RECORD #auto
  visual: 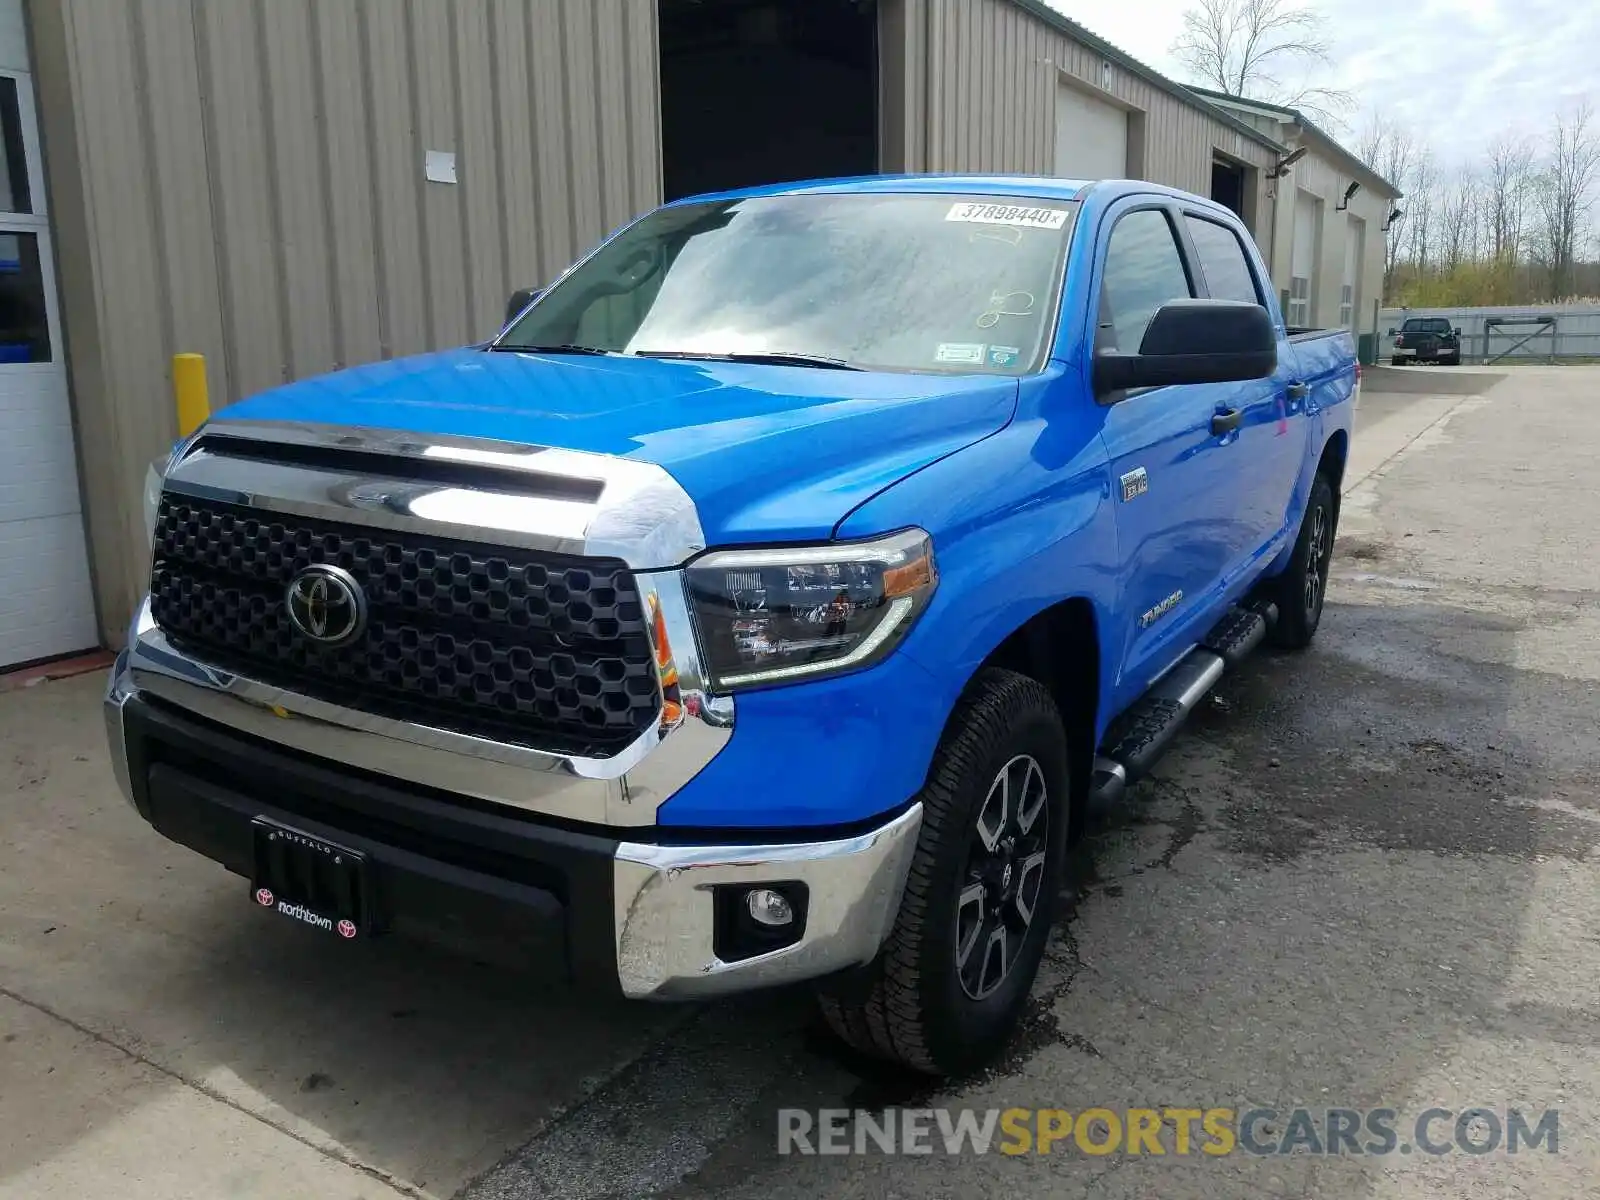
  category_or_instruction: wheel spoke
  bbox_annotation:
[976,770,1008,853]
[1014,757,1047,836]
[955,882,986,973]
[979,925,1009,996]
[1013,850,1047,926]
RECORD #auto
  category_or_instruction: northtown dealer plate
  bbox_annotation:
[250,818,370,940]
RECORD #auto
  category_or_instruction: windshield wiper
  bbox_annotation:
[489,342,614,356]
[633,349,864,371]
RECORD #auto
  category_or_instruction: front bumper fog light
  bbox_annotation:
[746,888,794,927]
[713,882,810,962]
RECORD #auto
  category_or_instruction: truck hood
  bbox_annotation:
[219,348,1018,545]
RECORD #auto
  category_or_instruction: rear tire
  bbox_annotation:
[815,668,1070,1076]
[1390,355,1405,366]
[1268,472,1337,649]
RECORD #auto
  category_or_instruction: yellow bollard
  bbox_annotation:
[172,353,209,436]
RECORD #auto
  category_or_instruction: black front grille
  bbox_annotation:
[148,495,660,755]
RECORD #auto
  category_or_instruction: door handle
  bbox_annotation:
[1286,381,1310,400]
[1210,408,1242,435]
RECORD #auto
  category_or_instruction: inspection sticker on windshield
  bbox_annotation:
[945,202,1068,230]
[936,342,988,365]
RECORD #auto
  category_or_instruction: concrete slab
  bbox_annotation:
[0,673,680,1197]
[0,994,408,1199]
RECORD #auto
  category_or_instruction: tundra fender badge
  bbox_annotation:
[1139,590,1183,629]
[1120,467,1149,502]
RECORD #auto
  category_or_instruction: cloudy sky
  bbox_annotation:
[1046,0,1598,169]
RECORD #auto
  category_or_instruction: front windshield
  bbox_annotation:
[498,192,1078,375]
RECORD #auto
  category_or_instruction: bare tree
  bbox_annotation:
[1405,151,1438,272]
[1483,134,1535,262]
[1357,115,1413,289]
[1528,102,1600,300]
[1439,169,1477,270]
[1172,0,1353,127]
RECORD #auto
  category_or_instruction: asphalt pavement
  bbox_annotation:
[4,364,1597,1199]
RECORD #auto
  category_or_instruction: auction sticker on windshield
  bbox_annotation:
[945,202,1069,229]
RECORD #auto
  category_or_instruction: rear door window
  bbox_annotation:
[1183,215,1262,306]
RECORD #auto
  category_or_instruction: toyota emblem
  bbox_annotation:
[336,920,358,939]
[255,887,275,907]
[285,564,367,646]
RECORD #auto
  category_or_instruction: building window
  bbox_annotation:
[0,232,50,362]
[1338,284,1353,328]
[1288,276,1311,327]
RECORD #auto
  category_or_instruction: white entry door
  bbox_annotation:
[0,64,96,667]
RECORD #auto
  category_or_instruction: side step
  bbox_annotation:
[1085,604,1275,816]
[1202,601,1275,667]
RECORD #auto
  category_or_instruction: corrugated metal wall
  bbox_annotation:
[888,0,1277,200]
[31,0,662,645]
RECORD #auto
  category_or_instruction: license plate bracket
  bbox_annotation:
[250,818,371,939]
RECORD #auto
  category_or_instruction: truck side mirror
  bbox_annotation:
[1387,327,1396,336]
[505,287,542,327]
[1092,300,1277,395]
[1453,327,1462,337]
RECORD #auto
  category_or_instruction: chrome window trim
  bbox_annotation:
[165,419,708,570]
[119,567,733,827]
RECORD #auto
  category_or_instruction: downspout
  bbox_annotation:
[921,0,934,171]
[1268,180,1279,287]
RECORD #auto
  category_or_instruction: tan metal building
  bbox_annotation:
[7,0,1289,665]
[1192,88,1402,342]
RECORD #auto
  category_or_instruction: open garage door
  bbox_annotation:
[659,0,878,201]
[1054,82,1128,180]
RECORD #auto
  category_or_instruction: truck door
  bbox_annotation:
[1093,202,1241,702]
[1177,212,1304,573]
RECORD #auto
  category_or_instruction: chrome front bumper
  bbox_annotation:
[105,637,921,999]
[612,805,921,998]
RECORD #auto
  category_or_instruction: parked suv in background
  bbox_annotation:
[1390,316,1462,365]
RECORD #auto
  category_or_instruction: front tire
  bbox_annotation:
[1268,472,1337,649]
[815,668,1070,1075]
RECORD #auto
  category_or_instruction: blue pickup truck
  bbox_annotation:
[106,175,1355,1075]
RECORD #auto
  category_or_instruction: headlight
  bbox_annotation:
[685,528,937,691]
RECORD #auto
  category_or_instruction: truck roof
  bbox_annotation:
[670,173,1094,206]
[669,173,1238,214]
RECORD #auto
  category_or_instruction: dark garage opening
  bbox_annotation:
[1211,156,1245,219]
[659,0,878,201]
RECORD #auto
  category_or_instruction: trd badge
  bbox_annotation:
[1120,467,1149,503]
